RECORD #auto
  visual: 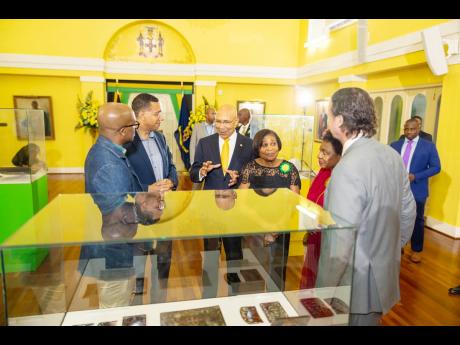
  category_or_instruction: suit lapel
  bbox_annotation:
[152,132,167,178]
[210,134,221,165]
[228,133,244,170]
[409,138,423,171]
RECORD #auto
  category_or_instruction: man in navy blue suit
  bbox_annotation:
[125,93,178,301]
[391,118,441,263]
[190,104,253,261]
[126,93,178,192]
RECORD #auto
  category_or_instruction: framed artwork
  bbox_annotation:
[13,96,55,140]
[315,99,329,142]
[237,100,266,115]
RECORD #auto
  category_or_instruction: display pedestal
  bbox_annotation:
[0,172,49,272]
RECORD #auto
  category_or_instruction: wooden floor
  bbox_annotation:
[7,173,460,325]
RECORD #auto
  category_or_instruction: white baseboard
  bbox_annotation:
[426,216,460,239]
[48,167,84,174]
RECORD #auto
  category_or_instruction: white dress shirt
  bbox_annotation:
[199,130,238,181]
[218,130,237,163]
[400,135,419,172]
[342,131,364,156]
[238,123,249,136]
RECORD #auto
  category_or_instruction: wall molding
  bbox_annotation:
[338,74,367,83]
[426,216,460,239]
[48,167,84,174]
[80,76,105,82]
[104,61,196,76]
[1,20,459,81]
[195,64,297,79]
[447,53,460,65]
[194,80,217,86]
[298,51,357,79]
[299,19,460,79]
[0,53,104,71]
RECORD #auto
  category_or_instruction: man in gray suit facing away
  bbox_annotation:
[320,87,416,326]
[189,107,216,165]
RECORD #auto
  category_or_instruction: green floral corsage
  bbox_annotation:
[279,161,291,174]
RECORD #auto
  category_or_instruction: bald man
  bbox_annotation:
[84,103,170,305]
[190,104,253,262]
[85,103,144,196]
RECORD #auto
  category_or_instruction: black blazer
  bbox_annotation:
[125,131,178,191]
[190,133,253,189]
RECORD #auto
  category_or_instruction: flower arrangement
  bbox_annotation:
[181,96,217,145]
[75,91,99,134]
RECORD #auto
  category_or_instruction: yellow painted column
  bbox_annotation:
[79,77,106,149]
[194,80,217,109]
[426,64,460,235]
[79,77,105,104]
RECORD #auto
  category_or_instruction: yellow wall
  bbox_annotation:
[427,64,460,227]
[368,19,450,45]
[0,19,301,67]
[366,65,443,90]
[0,74,92,168]
[215,83,296,114]
[301,22,357,66]
[298,19,451,67]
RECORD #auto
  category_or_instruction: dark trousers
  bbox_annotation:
[204,237,243,261]
[268,233,290,291]
[411,200,426,252]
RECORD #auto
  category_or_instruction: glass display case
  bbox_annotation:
[0,108,48,273]
[251,114,314,178]
[0,189,356,326]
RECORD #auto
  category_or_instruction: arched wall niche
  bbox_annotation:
[104,20,196,64]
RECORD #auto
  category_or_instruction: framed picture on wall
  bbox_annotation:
[237,100,266,116]
[314,99,329,142]
[13,96,55,140]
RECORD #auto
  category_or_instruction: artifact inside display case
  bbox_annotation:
[260,302,289,323]
[0,188,356,326]
[160,306,226,326]
[240,306,263,324]
[300,298,334,318]
[324,297,349,315]
[0,108,48,278]
[270,315,311,326]
[122,314,147,326]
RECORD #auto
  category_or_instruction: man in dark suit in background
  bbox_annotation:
[125,93,178,301]
[399,115,433,142]
[190,104,253,261]
[391,118,440,263]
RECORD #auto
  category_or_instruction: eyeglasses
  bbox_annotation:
[118,121,140,131]
[215,120,234,126]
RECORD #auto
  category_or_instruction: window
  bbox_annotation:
[411,94,427,121]
[373,97,383,140]
[388,95,403,144]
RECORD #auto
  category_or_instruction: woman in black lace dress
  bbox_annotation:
[239,129,301,193]
[239,129,301,289]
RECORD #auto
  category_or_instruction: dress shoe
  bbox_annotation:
[410,252,421,263]
[448,285,460,296]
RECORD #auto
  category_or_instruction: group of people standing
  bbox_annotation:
[84,87,442,325]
